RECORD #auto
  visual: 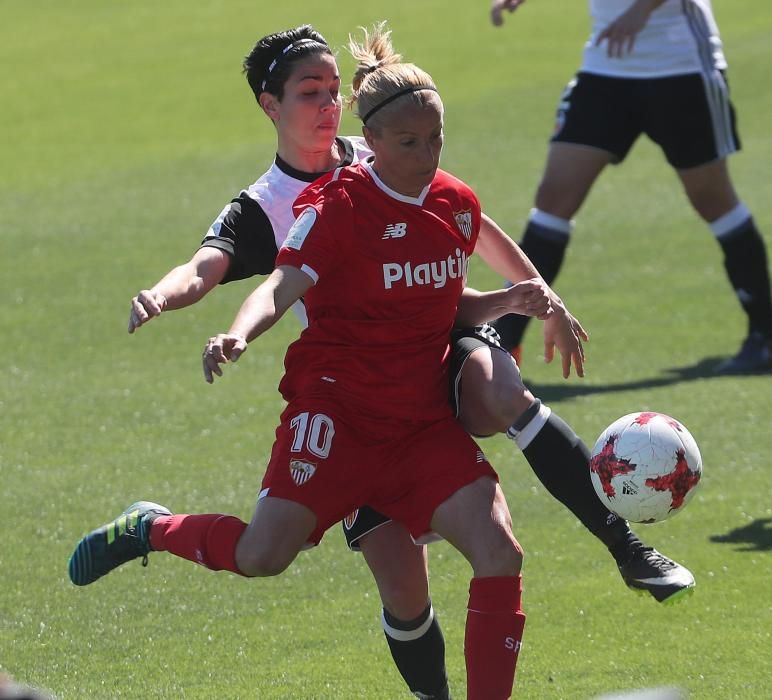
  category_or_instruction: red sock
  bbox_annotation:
[149,514,247,574]
[464,575,526,700]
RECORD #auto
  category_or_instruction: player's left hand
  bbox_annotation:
[507,278,553,319]
[202,333,248,383]
[490,0,527,27]
[543,300,589,378]
[596,0,656,58]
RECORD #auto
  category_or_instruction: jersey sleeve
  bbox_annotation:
[200,193,279,284]
[277,184,352,284]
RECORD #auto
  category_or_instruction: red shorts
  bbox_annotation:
[260,398,498,544]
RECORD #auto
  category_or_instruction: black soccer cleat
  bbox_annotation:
[68,501,171,586]
[617,544,695,604]
[714,332,772,374]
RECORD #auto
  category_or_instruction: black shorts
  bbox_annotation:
[342,324,504,550]
[552,71,740,169]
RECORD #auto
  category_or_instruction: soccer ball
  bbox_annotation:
[589,412,702,523]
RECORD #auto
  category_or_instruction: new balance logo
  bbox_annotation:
[382,222,407,239]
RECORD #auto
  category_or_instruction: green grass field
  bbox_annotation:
[2,1,770,698]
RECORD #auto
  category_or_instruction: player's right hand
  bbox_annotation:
[202,333,249,384]
[596,0,655,58]
[128,290,167,333]
[490,0,526,27]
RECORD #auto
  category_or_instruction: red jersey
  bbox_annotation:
[275,161,481,422]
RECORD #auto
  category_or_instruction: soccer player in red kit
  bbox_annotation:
[67,25,555,699]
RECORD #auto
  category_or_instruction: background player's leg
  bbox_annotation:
[359,523,451,700]
[493,143,609,353]
[677,158,772,372]
[431,477,524,700]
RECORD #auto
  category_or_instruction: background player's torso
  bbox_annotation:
[583,0,726,78]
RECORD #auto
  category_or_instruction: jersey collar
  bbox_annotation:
[274,137,356,183]
[362,157,430,206]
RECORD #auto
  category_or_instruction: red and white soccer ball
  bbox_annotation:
[589,412,702,523]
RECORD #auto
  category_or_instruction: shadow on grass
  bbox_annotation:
[527,356,728,403]
[710,518,772,552]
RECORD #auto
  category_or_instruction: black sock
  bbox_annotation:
[492,217,571,351]
[509,404,636,558]
[716,215,772,338]
[382,604,451,700]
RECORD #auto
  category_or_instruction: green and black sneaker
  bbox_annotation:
[68,501,171,586]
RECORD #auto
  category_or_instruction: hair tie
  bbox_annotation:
[361,85,437,124]
[366,63,380,75]
[261,38,320,92]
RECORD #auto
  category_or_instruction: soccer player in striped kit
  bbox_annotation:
[491,0,772,373]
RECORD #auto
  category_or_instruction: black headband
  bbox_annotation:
[361,85,438,124]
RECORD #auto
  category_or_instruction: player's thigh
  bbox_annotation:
[645,72,740,222]
[236,496,317,576]
[358,520,430,619]
[457,345,534,436]
[430,477,522,578]
[676,158,739,222]
[260,400,374,544]
[538,73,638,216]
[373,418,498,542]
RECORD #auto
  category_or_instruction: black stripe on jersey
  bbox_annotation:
[274,137,356,182]
[201,195,279,283]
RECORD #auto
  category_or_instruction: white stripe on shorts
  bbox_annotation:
[682,0,737,161]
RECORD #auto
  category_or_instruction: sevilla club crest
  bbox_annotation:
[289,459,317,486]
[453,210,473,240]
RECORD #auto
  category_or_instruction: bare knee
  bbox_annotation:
[235,542,294,577]
[686,186,739,222]
[458,349,534,436]
[534,178,582,219]
[359,524,430,620]
[378,576,431,620]
[533,144,607,218]
[473,532,524,578]
[679,160,739,222]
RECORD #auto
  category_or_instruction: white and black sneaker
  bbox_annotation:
[617,544,695,604]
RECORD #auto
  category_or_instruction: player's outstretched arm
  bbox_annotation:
[490,0,527,27]
[596,0,667,57]
[202,265,313,383]
[128,247,231,333]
